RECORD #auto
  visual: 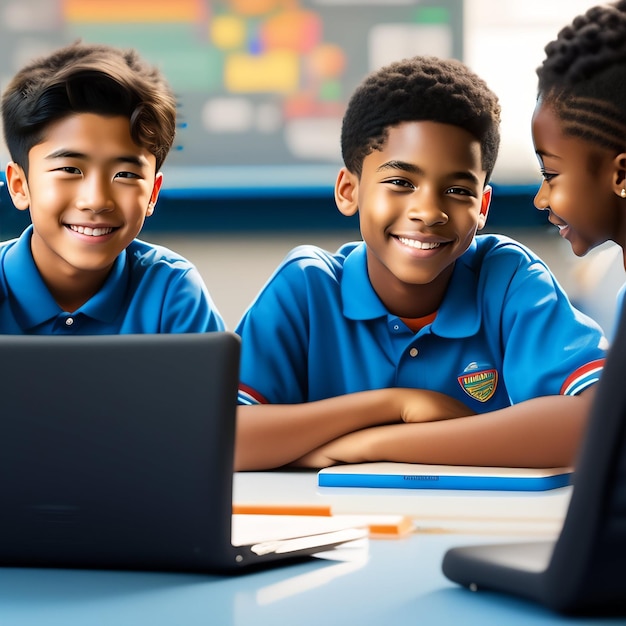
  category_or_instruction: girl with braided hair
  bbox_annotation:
[533,1,626,266]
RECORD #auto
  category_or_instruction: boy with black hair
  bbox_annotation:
[0,41,224,333]
[235,55,606,471]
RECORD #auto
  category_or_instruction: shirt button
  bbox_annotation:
[65,317,74,326]
[393,324,400,331]
[409,347,418,357]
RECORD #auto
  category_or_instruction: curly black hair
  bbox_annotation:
[2,41,177,174]
[340,55,501,182]
[536,0,626,153]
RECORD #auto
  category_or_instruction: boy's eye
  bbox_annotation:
[114,171,141,180]
[445,186,474,197]
[55,166,81,175]
[540,169,557,183]
[385,178,414,189]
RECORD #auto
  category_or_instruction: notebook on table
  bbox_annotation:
[442,305,626,616]
[0,332,365,574]
[318,462,572,491]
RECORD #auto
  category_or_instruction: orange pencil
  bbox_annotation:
[233,503,333,517]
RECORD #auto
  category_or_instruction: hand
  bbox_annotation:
[393,388,475,423]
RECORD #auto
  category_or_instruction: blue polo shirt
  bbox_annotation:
[236,235,606,412]
[0,226,225,334]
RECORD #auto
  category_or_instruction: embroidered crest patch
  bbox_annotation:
[458,362,498,402]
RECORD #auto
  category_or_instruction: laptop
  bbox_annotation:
[0,332,365,574]
[442,308,626,616]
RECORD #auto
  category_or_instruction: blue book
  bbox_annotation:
[318,462,573,492]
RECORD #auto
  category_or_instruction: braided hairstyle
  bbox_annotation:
[340,56,501,182]
[536,0,626,153]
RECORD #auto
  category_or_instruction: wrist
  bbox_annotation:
[357,388,400,427]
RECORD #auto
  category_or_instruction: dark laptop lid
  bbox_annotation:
[0,332,242,572]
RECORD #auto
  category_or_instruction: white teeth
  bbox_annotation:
[397,236,441,250]
[69,225,114,236]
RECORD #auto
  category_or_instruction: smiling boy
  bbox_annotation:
[234,56,607,471]
[0,41,224,333]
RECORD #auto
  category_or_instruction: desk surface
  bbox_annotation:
[1,471,623,625]
[4,533,624,626]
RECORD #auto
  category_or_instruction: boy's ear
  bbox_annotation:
[334,167,359,217]
[146,172,164,217]
[612,153,626,198]
[5,162,31,211]
[477,184,492,230]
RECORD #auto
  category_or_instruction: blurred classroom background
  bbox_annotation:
[0,0,623,333]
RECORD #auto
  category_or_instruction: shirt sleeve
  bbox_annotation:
[482,245,607,402]
[235,248,325,405]
[160,266,226,333]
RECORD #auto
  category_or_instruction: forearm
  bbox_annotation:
[234,389,405,471]
[296,391,595,469]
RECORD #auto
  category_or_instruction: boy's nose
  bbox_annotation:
[407,192,448,225]
[77,175,114,213]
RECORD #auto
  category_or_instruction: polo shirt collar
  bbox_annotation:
[341,239,481,337]
[432,239,481,338]
[342,243,388,320]
[4,225,129,329]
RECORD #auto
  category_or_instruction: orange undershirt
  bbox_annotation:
[400,311,437,333]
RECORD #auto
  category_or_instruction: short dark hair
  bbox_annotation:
[536,0,626,153]
[340,55,501,182]
[1,41,177,174]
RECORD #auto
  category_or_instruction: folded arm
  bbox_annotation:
[234,388,474,471]
[292,388,596,469]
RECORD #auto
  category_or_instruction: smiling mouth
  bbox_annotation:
[549,219,568,232]
[396,236,442,250]
[68,225,115,237]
